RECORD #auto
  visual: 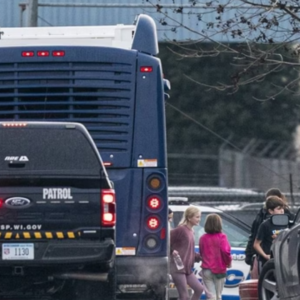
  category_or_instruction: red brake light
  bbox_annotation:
[147,196,161,210]
[52,51,65,57]
[140,66,153,72]
[101,189,116,227]
[37,51,50,57]
[147,216,160,230]
[160,227,166,239]
[22,51,34,57]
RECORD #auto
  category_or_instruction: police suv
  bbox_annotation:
[0,122,116,300]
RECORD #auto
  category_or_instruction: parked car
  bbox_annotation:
[258,212,300,300]
[169,199,251,300]
[214,202,265,226]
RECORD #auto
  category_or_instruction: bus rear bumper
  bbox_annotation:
[116,256,168,285]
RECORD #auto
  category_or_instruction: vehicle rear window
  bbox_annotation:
[0,127,102,176]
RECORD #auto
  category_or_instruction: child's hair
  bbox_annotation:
[204,213,222,234]
[178,206,200,226]
[265,188,288,206]
[265,196,284,210]
[265,188,283,199]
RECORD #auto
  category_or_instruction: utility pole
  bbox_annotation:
[28,0,38,27]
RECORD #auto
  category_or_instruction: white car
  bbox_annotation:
[169,201,250,300]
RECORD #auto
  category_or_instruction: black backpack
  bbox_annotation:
[244,208,267,266]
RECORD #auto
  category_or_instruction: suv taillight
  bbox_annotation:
[101,189,116,227]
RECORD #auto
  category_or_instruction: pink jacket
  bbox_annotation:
[199,232,232,274]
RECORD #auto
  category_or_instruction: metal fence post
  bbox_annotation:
[28,0,38,27]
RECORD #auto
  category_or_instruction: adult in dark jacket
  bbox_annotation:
[244,188,294,278]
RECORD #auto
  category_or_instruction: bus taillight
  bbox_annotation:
[21,50,65,57]
[140,66,153,72]
[52,50,65,57]
[147,196,161,210]
[22,51,34,57]
[146,216,160,230]
[144,236,158,249]
[148,176,162,190]
[37,51,50,57]
[101,189,116,227]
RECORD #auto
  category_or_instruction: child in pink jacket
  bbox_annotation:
[199,214,232,300]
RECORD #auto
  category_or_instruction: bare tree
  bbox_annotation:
[147,0,300,100]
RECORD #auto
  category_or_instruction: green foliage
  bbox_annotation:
[159,42,299,153]
[158,43,299,185]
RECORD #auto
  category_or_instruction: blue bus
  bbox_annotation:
[0,14,170,299]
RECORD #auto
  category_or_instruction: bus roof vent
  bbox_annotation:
[131,14,158,56]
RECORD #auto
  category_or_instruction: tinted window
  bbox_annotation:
[0,127,102,176]
[172,211,249,248]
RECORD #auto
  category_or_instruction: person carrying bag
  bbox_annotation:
[170,206,212,300]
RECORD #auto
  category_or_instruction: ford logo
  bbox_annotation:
[5,197,31,208]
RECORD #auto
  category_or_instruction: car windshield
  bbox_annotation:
[172,211,249,248]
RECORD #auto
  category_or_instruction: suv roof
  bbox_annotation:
[169,204,222,213]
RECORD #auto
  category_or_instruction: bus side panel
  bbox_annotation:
[132,53,167,168]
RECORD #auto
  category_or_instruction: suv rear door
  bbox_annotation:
[0,122,112,246]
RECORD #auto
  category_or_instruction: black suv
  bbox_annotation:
[0,122,116,300]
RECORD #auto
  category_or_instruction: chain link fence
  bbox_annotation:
[168,138,300,191]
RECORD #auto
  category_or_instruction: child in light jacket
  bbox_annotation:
[199,214,232,300]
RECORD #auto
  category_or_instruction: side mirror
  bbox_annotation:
[271,214,289,226]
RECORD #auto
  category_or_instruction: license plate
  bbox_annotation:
[2,243,34,260]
